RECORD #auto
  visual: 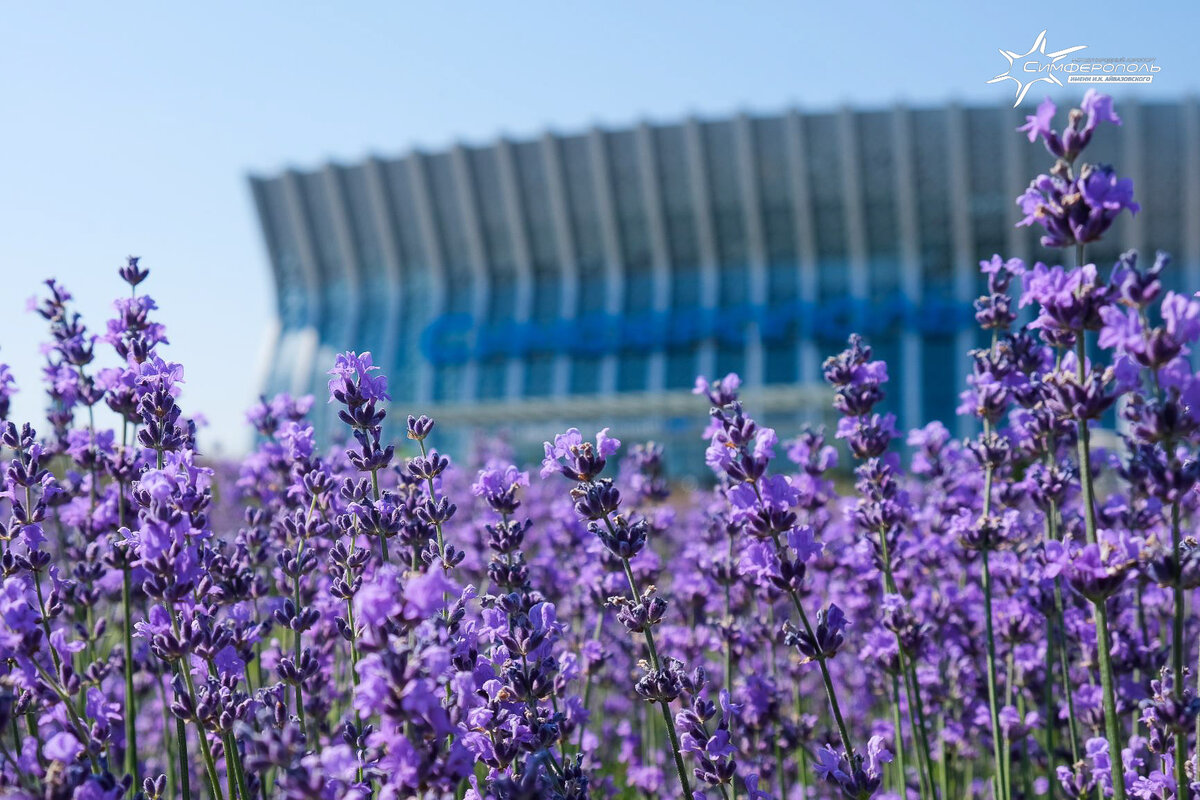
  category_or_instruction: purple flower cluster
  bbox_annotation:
[1016,92,1139,248]
[2,92,1200,800]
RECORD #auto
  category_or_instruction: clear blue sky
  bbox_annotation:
[1,1,1195,455]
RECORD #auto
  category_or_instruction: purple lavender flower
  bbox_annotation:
[540,427,620,481]
[327,350,390,404]
[813,735,891,799]
[1017,162,1138,250]
[1018,91,1122,162]
[1018,97,1057,145]
[693,373,742,406]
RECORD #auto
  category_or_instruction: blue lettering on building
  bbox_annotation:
[420,294,976,366]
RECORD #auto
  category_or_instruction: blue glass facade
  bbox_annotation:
[251,100,1200,468]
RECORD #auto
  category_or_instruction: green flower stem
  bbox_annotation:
[369,467,389,563]
[765,606,787,800]
[1042,615,1058,800]
[157,672,178,800]
[724,530,739,800]
[169,614,225,800]
[1143,317,1188,799]
[1040,396,1077,794]
[576,609,606,755]
[1073,323,1127,800]
[1044,456,1082,767]
[795,690,809,796]
[761,527,855,759]
[1092,601,1126,799]
[344,518,365,741]
[1004,650,1016,793]
[748,475,856,773]
[176,714,191,800]
[616,554,694,800]
[117,418,140,792]
[981,543,1007,800]
[725,530,736,695]
[1016,692,1033,800]
[977,332,1006,800]
[28,484,64,680]
[876,521,937,799]
[901,659,935,798]
[292,492,320,743]
[1051,573,1082,759]
[121,564,139,786]
[204,662,250,800]
[1170,498,1187,799]
[890,673,911,796]
[936,714,949,800]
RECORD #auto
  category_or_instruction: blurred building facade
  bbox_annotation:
[251,98,1200,468]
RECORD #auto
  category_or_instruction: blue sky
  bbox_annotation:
[1,1,1195,454]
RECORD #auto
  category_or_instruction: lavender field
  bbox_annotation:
[2,92,1198,800]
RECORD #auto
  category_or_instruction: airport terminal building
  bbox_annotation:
[251,99,1200,467]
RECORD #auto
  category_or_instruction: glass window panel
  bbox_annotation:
[259,180,310,329]
[754,117,795,266]
[912,110,953,303]
[570,355,602,394]
[1143,104,1184,291]
[524,354,554,397]
[561,136,604,276]
[515,141,558,275]
[469,147,515,284]
[703,120,746,269]
[425,153,474,292]
[607,131,651,273]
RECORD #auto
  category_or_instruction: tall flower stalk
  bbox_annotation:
[1103,249,1200,799]
[542,428,696,798]
[822,343,936,798]
[959,255,1029,800]
[1018,91,1140,800]
[695,376,889,799]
